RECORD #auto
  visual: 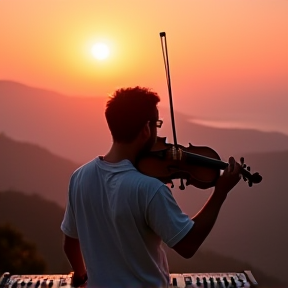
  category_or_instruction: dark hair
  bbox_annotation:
[105,86,160,143]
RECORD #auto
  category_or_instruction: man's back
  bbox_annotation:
[61,157,193,287]
[61,87,242,288]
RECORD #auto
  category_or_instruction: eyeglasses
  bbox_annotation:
[156,119,163,128]
[150,119,163,128]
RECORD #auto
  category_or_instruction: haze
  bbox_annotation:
[0,0,287,134]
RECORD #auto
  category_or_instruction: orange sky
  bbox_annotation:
[1,0,287,133]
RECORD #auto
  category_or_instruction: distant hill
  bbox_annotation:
[0,191,284,287]
[1,133,288,284]
[0,191,70,273]
[1,80,288,164]
[0,133,79,206]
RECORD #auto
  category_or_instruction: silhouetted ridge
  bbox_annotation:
[0,133,79,207]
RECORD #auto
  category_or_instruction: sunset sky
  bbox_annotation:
[1,0,287,134]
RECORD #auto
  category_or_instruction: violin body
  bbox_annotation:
[137,137,262,190]
[137,137,222,189]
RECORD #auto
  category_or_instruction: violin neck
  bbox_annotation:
[183,150,228,170]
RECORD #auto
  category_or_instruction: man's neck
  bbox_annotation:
[103,142,139,165]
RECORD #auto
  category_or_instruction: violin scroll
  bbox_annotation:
[239,157,262,187]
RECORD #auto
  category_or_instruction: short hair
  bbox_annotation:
[105,86,160,143]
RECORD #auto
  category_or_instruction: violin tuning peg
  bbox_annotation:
[248,181,253,187]
[247,166,251,171]
[243,176,247,182]
[240,157,245,165]
[188,143,193,148]
[243,164,247,168]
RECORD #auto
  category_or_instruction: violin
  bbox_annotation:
[137,136,262,190]
[137,32,262,190]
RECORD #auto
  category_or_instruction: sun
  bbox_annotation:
[91,43,110,60]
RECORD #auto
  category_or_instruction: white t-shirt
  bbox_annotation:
[61,157,194,288]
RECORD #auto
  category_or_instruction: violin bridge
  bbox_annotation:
[171,146,183,161]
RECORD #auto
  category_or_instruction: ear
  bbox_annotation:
[141,121,151,140]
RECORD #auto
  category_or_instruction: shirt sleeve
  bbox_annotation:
[60,176,79,239]
[146,185,194,248]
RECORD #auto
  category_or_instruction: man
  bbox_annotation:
[61,86,241,288]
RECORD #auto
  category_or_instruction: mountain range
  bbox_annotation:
[1,80,288,164]
[0,80,287,285]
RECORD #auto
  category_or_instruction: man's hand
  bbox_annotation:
[215,156,242,197]
[63,234,87,286]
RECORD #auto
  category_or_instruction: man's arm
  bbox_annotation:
[172,157,242,258]
[63,234,87,285]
